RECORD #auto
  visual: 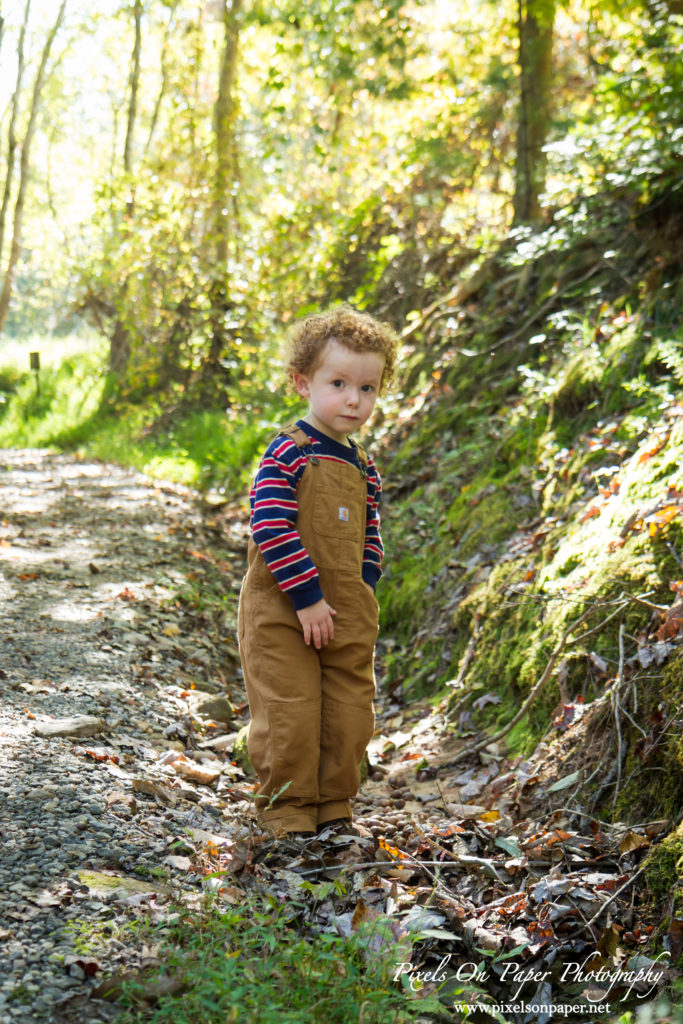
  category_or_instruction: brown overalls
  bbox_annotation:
[237,425,379,834]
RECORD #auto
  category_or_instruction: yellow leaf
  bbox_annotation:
[480,810,500,822]
[619,831,650,855]
[164,624,180,637]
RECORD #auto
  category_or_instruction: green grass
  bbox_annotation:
[0,331,107,447]
[115,894,431,1024]
[0,331,302,493]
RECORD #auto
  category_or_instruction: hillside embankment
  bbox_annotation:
[374,181,683,822]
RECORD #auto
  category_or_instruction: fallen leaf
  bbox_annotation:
[638,435,669,463]
[495,837,524,858]
[472,692,502,711]
[546,770,580,793]
[668,918,683,961]
[173,754,222,785]
[619,831,650,855]
[352,899,378,930]
[132,778,177,806]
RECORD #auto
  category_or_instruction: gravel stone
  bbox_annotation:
[0,451,250,1023]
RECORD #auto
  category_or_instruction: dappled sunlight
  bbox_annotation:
[0,538,100,569]
[538,405,683,601]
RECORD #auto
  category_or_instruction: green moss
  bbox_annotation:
[644,820,683,904]
[612,650,683,823]
[232,724,254,776]
[444,478,522,559]
[550,343,604,421]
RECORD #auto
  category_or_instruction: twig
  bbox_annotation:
[570,596,630,644]
[580,865,648,934]
[446,610,483,708]
[628,593,668,613]
[435,780,451,817]
[443,603,597,767]
[619,699,648,739]
[611,623,627,807]
[295,859,459,880]
[665,541,682,569]
[486,259,606,352]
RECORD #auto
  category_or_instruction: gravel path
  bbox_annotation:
[0,450,251,1023]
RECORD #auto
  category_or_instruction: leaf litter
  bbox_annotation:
[1,451,680,1023]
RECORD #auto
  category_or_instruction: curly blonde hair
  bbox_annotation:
[284,306,399,394]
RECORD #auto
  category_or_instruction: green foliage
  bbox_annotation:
[644,819,683,904]
[0,334,107,446]
[116,895,422,1024]
[545,5,683,202]
[367,179,683,780]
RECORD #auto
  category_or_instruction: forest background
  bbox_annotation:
[0,0,682,1021]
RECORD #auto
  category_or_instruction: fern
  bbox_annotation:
[646,338,683,384]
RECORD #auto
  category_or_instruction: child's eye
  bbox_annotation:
[361,384,375,393]
[332,379,345,388]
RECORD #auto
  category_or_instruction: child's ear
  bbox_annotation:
[293,373,309,399]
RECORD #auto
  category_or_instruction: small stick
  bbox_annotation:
[580,866,648,934]
[570,597,630,644]
[619,697,648,739]
[612,622,626,806]
[446,610,483,719]
[443,603,597,767]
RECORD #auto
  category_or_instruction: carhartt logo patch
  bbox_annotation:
[338,506,349,522]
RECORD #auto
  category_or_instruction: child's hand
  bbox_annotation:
[297,599,337,649]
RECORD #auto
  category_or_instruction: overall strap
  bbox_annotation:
[278,423,319,463]
[354,442,369,469]
[279,422,368,475]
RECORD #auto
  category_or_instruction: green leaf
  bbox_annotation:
[546,770,580,792]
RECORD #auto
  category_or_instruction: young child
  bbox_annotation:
[238,306,398,837]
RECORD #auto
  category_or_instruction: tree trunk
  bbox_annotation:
[107,0,143,380]
[124,0,143,178]
[212,0,243,270]
[144,0,179,156]
[0,0,30,266]
[206,0,244,379]
[0,0,65,332]
[513,0,555,225]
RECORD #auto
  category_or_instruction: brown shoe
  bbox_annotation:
[316,818,360,838]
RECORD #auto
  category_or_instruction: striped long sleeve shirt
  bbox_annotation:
[249,419,383,611]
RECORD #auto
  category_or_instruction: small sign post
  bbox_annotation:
[30,351,41,397]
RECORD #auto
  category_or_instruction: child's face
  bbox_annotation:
[293,339,385,444]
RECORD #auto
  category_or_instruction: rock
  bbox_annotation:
[198,732,238,751]
[196,696,235,724]
[75,870,168,898]
[164,855,192,871]
[232,724,254,775]
[33,715,106,738]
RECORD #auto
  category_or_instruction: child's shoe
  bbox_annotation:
[316,818,363,839]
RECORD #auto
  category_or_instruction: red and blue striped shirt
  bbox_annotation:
[249,420,383,610]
